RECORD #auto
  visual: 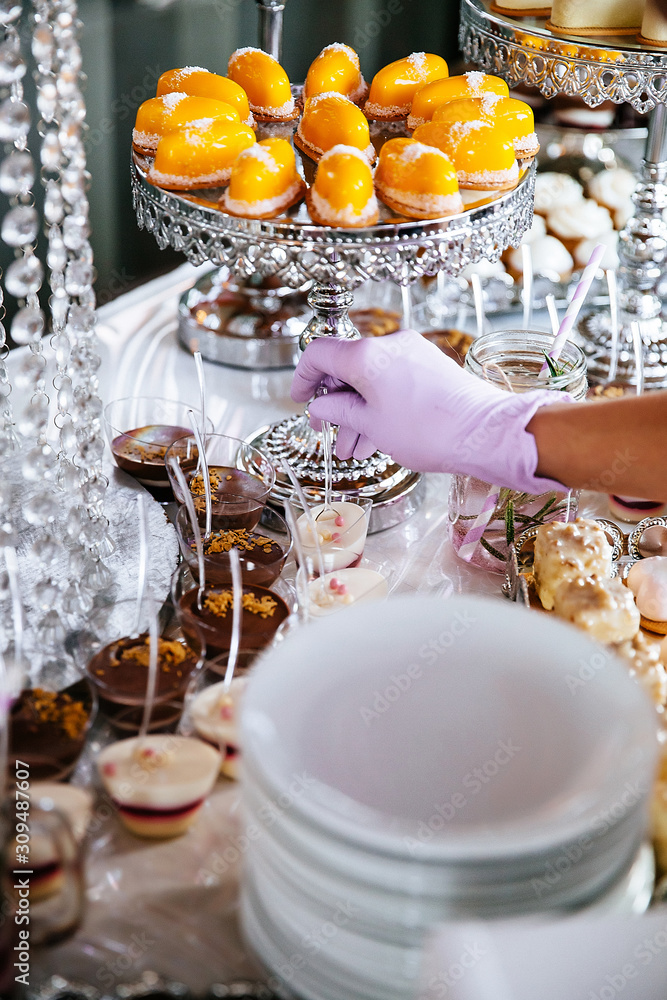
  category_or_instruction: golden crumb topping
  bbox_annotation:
[116,638,188,668]
[199,528,275,555]
[189,468,223,495]
[28,688,89,740]
[203,589,277,618]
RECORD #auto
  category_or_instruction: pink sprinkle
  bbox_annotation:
[103,762,117,777]
[335,516,344,527]
[220,705,233,720]
[329,577,339,590]
[337,584,347,595]
[332,532,341,542]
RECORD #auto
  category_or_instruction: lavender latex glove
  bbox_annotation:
[291,330,572,494]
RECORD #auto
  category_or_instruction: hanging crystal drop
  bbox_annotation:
[6,255,44,297]
[14,351,46,391]
[17,396,49,438]
[0,1,21,26]
[47,239,67,273]
[66,504,88,539]
[22,443,57,482]
[57,456,80,492]
[51,333,70,366]
[57,413,76,452]
[40,130,61,171]
[35,609,66,650]
[61,580,93,616]
[0,150,34,197]
[11,307,44,346]
[81,473,107,506]
[32,22,54,67]
[82,556,112,592]
[36,80,57,122]
[44,181,64,224]
[64,259,92,296]
[0,42,25,85]
[2,205,39,249]
[56,374,73,411]
[0,98,30,142]
[24,493,58,525]
[33,577,58,610]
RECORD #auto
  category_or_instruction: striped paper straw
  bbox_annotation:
[457,487,501,562]
[540,242,606,372]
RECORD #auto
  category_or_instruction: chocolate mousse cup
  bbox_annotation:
[173,565,291,668]
[9,679,96,782]
[104,396,212,501]
[175,503,292,587]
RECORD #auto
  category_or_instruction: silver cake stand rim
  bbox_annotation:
[461,0,667,114]
[131,152,536,260]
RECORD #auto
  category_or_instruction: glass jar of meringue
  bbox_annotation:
[449,329,588,573]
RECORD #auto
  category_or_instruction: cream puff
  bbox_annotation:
[533,519,613,611]
[626,557,667,634]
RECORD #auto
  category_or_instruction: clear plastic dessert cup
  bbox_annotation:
[175,502,292,588]
[165,433,275,525]
[286,488,372,577]
[104,396,213,498]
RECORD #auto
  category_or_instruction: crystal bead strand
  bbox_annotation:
[32,0,91,617]
[39,0,113,602]
[0,0,70,650]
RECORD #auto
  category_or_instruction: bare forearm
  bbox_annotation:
[527,392,667,499]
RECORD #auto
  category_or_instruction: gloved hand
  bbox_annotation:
[291,330,572,493]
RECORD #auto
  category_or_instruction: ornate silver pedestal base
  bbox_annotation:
[576,310,667,388]
[246,416,425,533]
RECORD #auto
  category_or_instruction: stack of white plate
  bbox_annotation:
[240,596,658,1000]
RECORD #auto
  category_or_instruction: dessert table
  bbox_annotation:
[22,261,616,992]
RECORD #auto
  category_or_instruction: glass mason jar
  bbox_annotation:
[449,330,588,573]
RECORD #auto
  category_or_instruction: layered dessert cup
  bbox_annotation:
[287,489,372,576]
[187,676,247,780]
[97,734,221,838]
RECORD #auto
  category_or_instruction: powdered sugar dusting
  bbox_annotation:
[399,140,449,164]
[242,144,280,172]
[322,42,359,65]
[322,144,370,165]
[223,177,303,217]
[407,51,427,75]
[161,92,188,110]
[450,119,489,140]
[177,66,208,77]
[185,118,216,130]
[306,91,352,108]
[229,46,273,64]
[310,186,378,227]
[481,93,502,115]
[465,71,486,95]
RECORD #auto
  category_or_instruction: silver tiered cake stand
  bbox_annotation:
[131,155,535,529]
[131,0,536,530]
[461,0,667,388]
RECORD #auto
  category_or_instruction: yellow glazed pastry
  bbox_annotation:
[433,96,539,160]
[307,145,379,228]
[227,47,297,122]
[221,137,306,219]
[364,52,449,121]
[374,137,463,220]
[148,119,256,189]
[304,43,368,105]
[548,0,644,34]
[407,72,509,130]
[133,95,241,156]
[156,67,254,127]
[412,119,519,190]
[296,92,375,163]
